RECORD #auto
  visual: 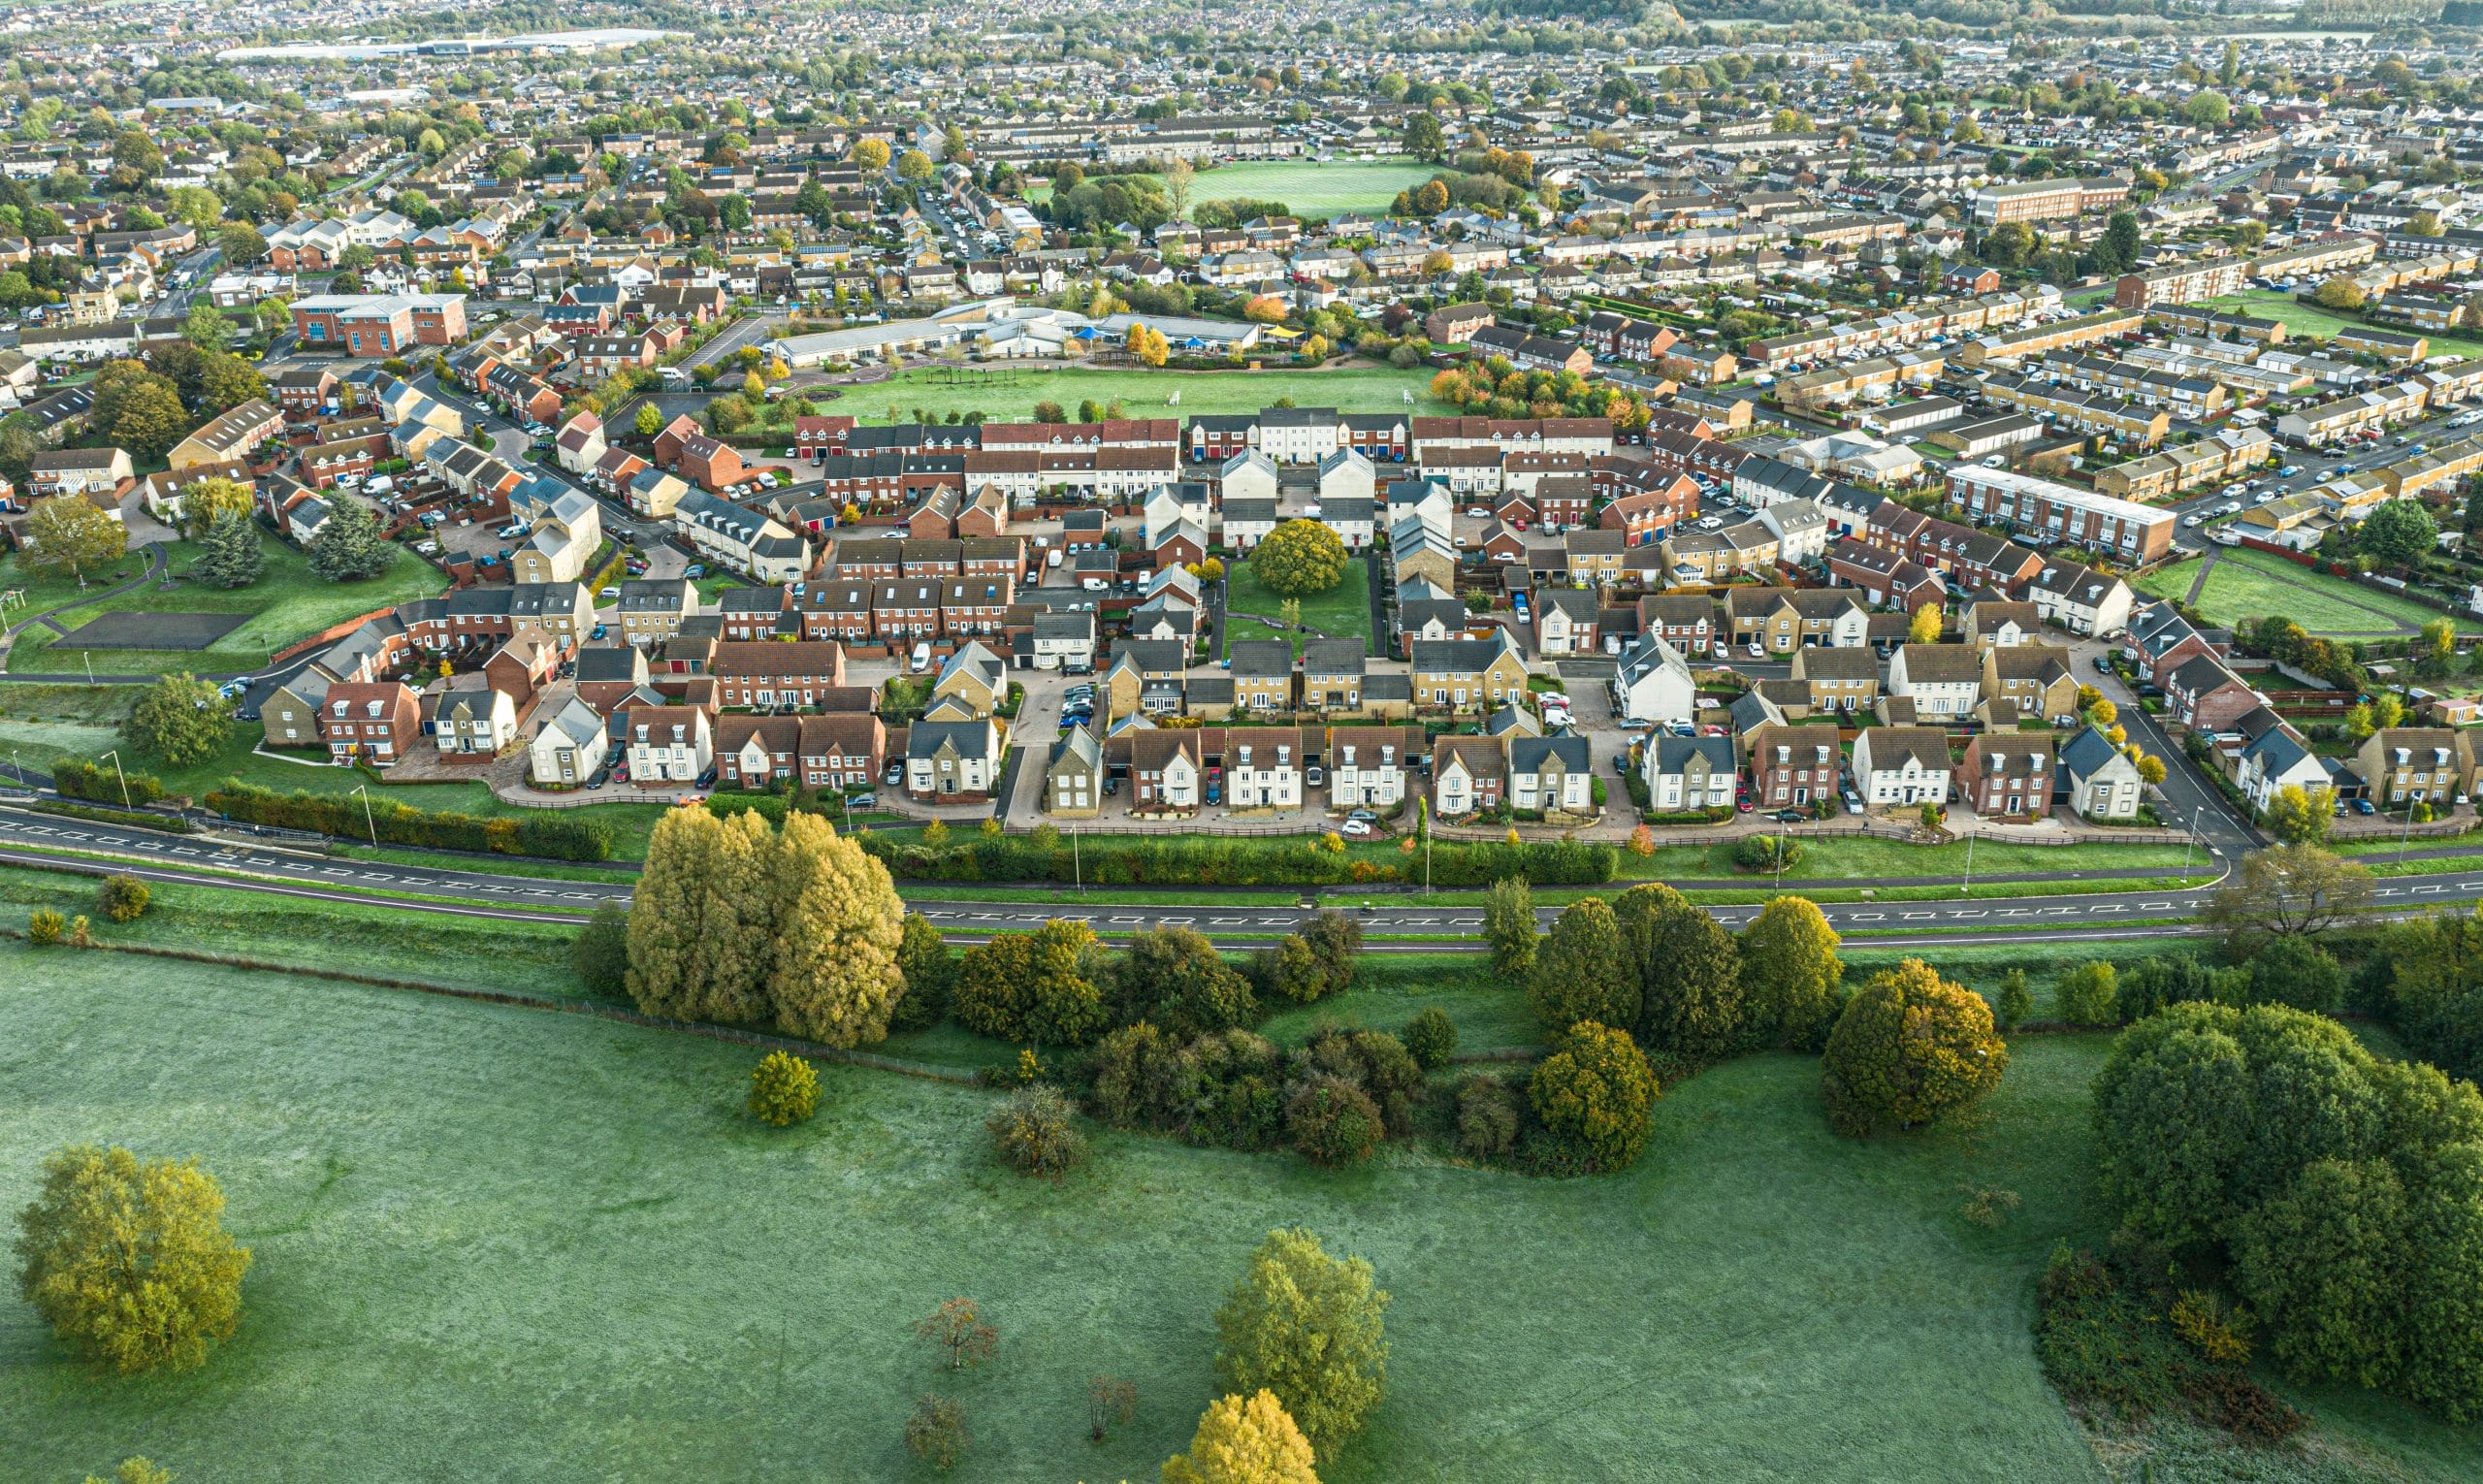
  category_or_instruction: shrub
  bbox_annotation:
[2053,961,2119,1027]
[747,1050,820,1126]
[1732,833,1801,873]
[571,899,629,998]
[2246,935,2344,1013]
[891,911,954,1031]
[985,1083,1087,1178]
[904,1393,966,1469]
[52,758,166,807]
[951,919,1105,1045]
[1528,1021,1660,1174]
[27,908,66,946]
[96,875,150,922]
[1455,1075,1520,1160]
[1291,1026,1424,1137]
[1284,1075,1384,1166]
[1403,1007,1458,1070]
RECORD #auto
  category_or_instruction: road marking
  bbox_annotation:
[2141,901,2174,910]
[1849,912,1884,921]
[2414,884,2449,894]
[1901,912,1934,920]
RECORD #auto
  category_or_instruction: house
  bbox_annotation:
[1130,730,1204,811]
[2356,728,2476,809]
[1791,646,1881,714]
[1534,588,1601,657]
[1963,599,2046,650]
[1510,735,1593,815]
[1746,724,1841,811]
[1886,644,1983,722]
[906,718,1001,801]
[1302,638,1368,712]
[931,641,1009,717]
[1229,640,1296,712]
[2122,600,2217,684]
[555,413,607,476]
[2062,725,2147,821]
[1981,645,2080,726]
[1645,734,1736,814]
[793,714,887,790]
[616,578,697,648]
[167,399,281,471]
[1607,633,1695,725]
[1432,736,1507,818]
[2021,557,2134,638]
[1227,727,1306,809]
[2162,655,2263,733]
[2235,722,2326,815]
[625,705,714,784]
[1957,734,2054,822]
[1033,609,1097,672]
[1851,726,1953,807]
[28,447,133,499]
[1046,724,1106,817]
[572,646,652,712]
[710,640,848,710]
[1409,630,1530,712]
[529,696,608,789]
[1327,726,1423,808]
[431,677,521,758]
[320,681,420,765]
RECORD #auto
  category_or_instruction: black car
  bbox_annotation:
[1767,808,1809,824]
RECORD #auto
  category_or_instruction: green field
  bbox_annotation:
[5,537,448,677]
[2138,546,2458,636]
[10,945,2478,1481]
[2199,290,2483,362]
[1224,556,1373,656]
[855,366,1446,427]
[1186,159,1441,218]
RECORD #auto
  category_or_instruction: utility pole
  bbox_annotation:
[1073,823,1082,892]
[1962,820,1976,896]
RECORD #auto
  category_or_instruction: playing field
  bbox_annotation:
[10,946,2477,1482]
[855,366,1446,427]
[2138,546,2466,636]
[2199,290,2483,361]
[1187,159,1440,218]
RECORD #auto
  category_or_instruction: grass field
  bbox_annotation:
[1186,159,1440,218]
[2139,546,2460,636]
[2200,290,2483,361]
[11,946,2478,1481]
[5,537,448,677]
[1224,557,1373,656]
[0,548,159,622]
[852,366,1446,427]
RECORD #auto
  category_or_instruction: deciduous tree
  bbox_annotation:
[1737,895,1844,1049]
[1213,1227,1388,1459]
[1109,924,1256,1040]
[175,475,252,537]
[1482,876,1535,977]
[20,494,128,585]
[571,899,629,998]
[917,1297,998,1370]
[1820,958,2008,1137]
[1161,1391,1320,1484]
[2204,845,2373,953]
[952,919,1107,1044]
[1529,1020,1660,1172]
[747,1049,820,1126]
[765,812,904,1047]
[119,671,226,767]
[16,1144,252,1373]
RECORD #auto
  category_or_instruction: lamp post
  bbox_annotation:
[97,749,131,809]
[1072,823,1082,893]
[348,783,378,847]
[1962,817,1976,896]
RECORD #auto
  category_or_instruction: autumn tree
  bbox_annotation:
[16,1145,252,1373]
[1527,895,1635,1032]
[1819,958,2008,1137]
[952,918,1107,1044]
[986,1083,1087,1178]
[1242,294,1289,325]
[1162,1391,1321,1484]
[1109,924,1257,1040]
[20,494,128,585]
[119,671,226,767]
[175,475,252,537]
[850,138,892,171]
[1529,1020,1661,1171]
[917,1297,998,1370]
[1737,895,1845,1049]
[1483,876,1536,977]
[1213,1228,1389,1459]
[1908,603,1944,644]
[1612,882,1743,1067]
[905,1393,966,1469]
[765,811,906,1046]
[2312,276,2366,310]
[635,402,662,436]
[1250,519,1348,597]
[748,1049,820,1126]
[2203,845,2373,954]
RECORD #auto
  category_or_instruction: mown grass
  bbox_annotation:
[855,365,1445,427]
[1227,556,1372,653]
[11,947,2476,1481]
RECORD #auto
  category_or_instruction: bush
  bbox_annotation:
[1732,833,1801,873]
[904,1393,966,1469]
[1455,1074,1520,1160]
[747,1050,820,1126]
[203,781,614,860]
[96,874,149,922]
[17,1144,252,1373]
[1291,1026,1424,1138]
[2053,961,2119,1027]
[985,1083,1087,1178]
[891,911,954,1031]
[2246,935,2344,1013]
[26,908,66,946]
[52,758,165,807]
[1083,1023,1286,1152]
[1403,1007,1458,1070]
[571,899,629,998]
[1528,1021,1660,1173]
[853,828,1617,889]
[1284,1075,1384,1166]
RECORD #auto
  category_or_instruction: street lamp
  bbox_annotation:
[347,783,378,847]
[97,749,131,809]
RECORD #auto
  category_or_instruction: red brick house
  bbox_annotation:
[678,432,746,494]
[709,640,848,709]
[793,415,855,458]
[2163,656,2264,733]
[1958,733,2054,822]
[319,681,421,764]
[1599,468,1697,545]
[1745,724,1841,810]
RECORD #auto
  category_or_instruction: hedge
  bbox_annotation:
[53,758,166,807]
[34,799,193,833]
[203,780,615,861]
[855,828,1616,887]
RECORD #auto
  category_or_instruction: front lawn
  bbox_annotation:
[10,945,2475,1481]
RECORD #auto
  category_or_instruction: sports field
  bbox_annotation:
[1187,159,1439,218]
[855,366,1446,426]
[10,946,2477,1482]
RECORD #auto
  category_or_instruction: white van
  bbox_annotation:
[1048,548,1064,568]
[909,641,933,673]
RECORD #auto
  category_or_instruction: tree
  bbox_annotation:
[2204,845,2373,953]
[765,813,904,1047]
[181,301,230,351]
[306,497,396,581]
[1530,1020,1661,1172]
[2409,210,2445,239]
[2053,961,2120,1027]
[905,1393,967,1469]
[20,494,128,585]
[952,919,1106,1045]
[174,474,252,538]
[120,672,226,766]
[2249,935,2345,1013]
[1110,924,1256,1040]
[1403,112,1445,162]
[1250,520,1348,598]
[2358,499,2438,570]
[1738,896,1844,1049]
[634,402,662,436]
[627,807,764,1024]
[893,911,954,1031]
[1819,958,2009,1137]
[1089,1373,1140,1442]
[1908,603,1943,644]
[97,873,149,922]
[1403,1007,1458,1070]
[2096,212,2143,274]
[896,148,936,183]
[1528,896,1635,1032]
[2182,89,2232,126]
[987,1083,1088,1178]
[2312,276,2367,311]
[748,1049,820,1126]
[2233,1157,2406,1389]
[572,899,629,998]
[217,222,268,264]
[1285,1076,1383,1166]
[1613,882,1742,1067]
[1162,1391,1320,1484]
[917,1297,998,1370]
[107,378,189,460]
[849,138,892,172]
[16,1145,252,1373]
[1482,877,1535,977]
[1996,968,2033,1031]
[1213,1228,1388,1459]
[185,510,263,593]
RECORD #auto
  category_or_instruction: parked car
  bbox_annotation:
[1340,819,1372,837]
[1768,808,1808,824]
[845,792,877,810]
[1205,781,1221,806]
[1306,765,1326,788]
[909,640,933,673]
[2355,798,2377,816]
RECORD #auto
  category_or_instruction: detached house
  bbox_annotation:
[2063,726,2148,821]
[1510,735,1594,816]
[905,718,1001,801]
[1228,728,1306,810]
[1646,734,1736,814]
[320,681,420,765]
[1851,726,1954,807]
[1432,736,1507,818]
[1886,644,1983,722]
[1957,734,2054,822]
[1607,634,1696,725]
[2357,728,2476,809]
[1130,730,1205,812]
[626,706,713,784]
[1747,725,1841,811]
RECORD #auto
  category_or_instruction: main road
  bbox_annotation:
[5,809,2475,952]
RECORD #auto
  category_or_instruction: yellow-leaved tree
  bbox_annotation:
[1162,1390,1320,1484]
[767,811,905,1045]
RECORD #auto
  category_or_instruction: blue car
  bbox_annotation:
[2355,798,2377,816]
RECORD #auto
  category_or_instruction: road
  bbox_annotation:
[13,807,2478,951]
[688,311,786,369]
[2156,398,2479,556]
